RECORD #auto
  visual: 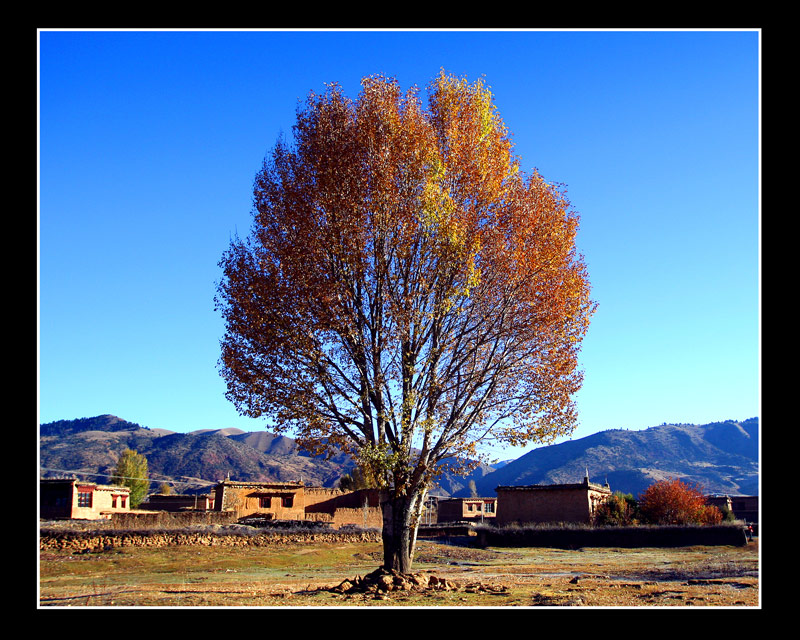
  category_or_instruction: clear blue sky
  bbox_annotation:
[38,29,760,462]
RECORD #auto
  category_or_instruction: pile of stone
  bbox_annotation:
[331,567,508,597]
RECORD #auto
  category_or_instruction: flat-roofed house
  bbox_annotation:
[212,480,306,520]
[705,494,759,524]
[211,479,383,528]
[495,473,611,526]
[40,478,131,520]
[436,497,497,523]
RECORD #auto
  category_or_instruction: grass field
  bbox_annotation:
[39,536,759,608]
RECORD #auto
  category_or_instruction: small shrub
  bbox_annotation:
[595,491,638,526]
[638,478,723,526]
[717,505,737,522]
[696,504,724,525]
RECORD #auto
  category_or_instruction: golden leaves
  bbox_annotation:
[216,70,595,470]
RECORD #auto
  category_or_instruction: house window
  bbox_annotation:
[112,496,117,508]
[282,495,293,508]
[77,491,92,508]
[484,501,495,513]
[260,496,272,508]
[120,496,126,508]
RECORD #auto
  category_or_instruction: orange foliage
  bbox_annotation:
[216,70,595,503]
[638,478,723,526]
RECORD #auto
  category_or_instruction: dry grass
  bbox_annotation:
[38,535,759,608]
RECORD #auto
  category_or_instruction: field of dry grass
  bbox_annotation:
[39,535,759,608]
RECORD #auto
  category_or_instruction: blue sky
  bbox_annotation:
[38,29,760,462]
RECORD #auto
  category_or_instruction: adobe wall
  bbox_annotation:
[330,506,383,529]
[304,488,382,528]
[496,485,609,526]
[144,495,211,512]
[109,510,237,529]
[303,488,381,512]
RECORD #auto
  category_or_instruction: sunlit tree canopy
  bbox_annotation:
[216,71,595,571]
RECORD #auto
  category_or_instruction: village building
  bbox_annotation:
[40,478,131,520]
[730,495,758,524]
[494,473,612,526]
[436,497,497,523]
[706,494,759,524]
[211,479,383,529]
[213,480,306,519]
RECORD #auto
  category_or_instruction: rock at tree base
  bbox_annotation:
[331,567,508,596]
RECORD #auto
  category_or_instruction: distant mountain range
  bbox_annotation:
[39,415,758,498]
[39,415,355,492]
[465,418,759,498]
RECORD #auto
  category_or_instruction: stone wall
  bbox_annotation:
[40,529,382,552]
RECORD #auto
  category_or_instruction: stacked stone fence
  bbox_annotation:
[40,528,382,552]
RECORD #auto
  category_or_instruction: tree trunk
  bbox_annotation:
[380,488,426,574]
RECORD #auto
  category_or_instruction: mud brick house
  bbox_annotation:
[436,497,497,523]
[707,494,758,524]
[213,480,306,520]
[40,478,131,520]
[495,474,611,526]
[705,494,733,514]
[730,495,758,524]
[212,479,383,528]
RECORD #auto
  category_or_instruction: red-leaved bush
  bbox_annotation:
[638,478,722,525]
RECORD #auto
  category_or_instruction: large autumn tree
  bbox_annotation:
[216,71,595,573]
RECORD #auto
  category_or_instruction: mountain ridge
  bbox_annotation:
[39,415,758,498]
[460,418,758,498]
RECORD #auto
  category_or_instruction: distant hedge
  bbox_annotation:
[474,523,749,548]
